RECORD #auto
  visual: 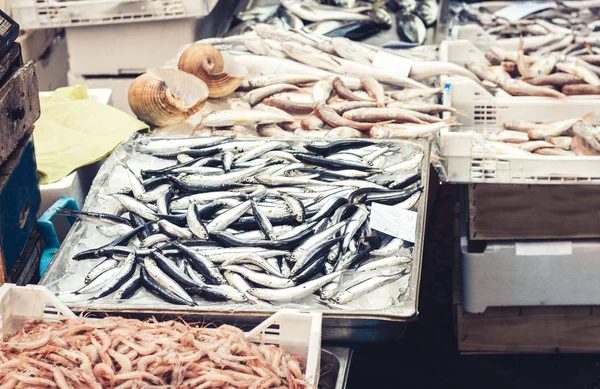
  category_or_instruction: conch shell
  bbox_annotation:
[128,68,209,127]
[178,43,247,98]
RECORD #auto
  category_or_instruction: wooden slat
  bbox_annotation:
[456,304,600,353]
[0,59,40,166]
[468,184,600,240]
[520,306,592,317]
[0,43,21,84]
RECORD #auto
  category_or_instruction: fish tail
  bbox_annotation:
[582,112,594,122]
[442,117,460,126]
[453,108,469,117]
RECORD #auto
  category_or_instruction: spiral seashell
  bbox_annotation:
[178,43,247,98]
[128,68,209,127]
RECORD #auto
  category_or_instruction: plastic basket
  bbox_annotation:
[438,40,600,184]
[246,309,322,386]
[440,127,600,184]
[0,284,322,386]
[11,0,214,29]
[0,284,75,338]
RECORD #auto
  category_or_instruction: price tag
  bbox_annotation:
[372,51,414,78]
[494,2,553,21]
[370,202,418,243]
[515,241,572,256]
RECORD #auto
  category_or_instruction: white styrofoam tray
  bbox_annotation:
[68,73,133,115]
[0,283,322,386]
[11,0,216,29]
[459,206,600,314]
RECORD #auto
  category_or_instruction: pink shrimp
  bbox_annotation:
[114,371,163,385]
[8,372,56,387]
[5,332,50,351]
[93,362,115,388]
[108,348,133,373]
[52,366,73,389]
[114,337,157,356]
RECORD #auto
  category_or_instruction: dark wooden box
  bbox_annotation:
[0,45,40,166]
[468,184,600,240]
[0,136,41,282]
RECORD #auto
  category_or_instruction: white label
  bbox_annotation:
[372,51,413,78]
[515,241,572,256]
[370,202,418,243]
[494,2,553,21]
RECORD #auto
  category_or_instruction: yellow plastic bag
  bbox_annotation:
[34,85,148,184]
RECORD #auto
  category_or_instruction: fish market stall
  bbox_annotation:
[40,135,430,342]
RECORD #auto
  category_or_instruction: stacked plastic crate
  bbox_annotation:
[437,36,600,352]
[11,0,221,113]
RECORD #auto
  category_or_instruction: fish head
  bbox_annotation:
[333,291,352,305]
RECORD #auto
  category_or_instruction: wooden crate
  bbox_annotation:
[0,47,40,166]
[454,304,600,354]
[454,200,600,353]
[468,184,600,240]
[0,136,41,283]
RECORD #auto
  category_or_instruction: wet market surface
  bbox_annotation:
[347,184,600,389]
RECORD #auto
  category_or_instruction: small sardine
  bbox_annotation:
[315,103,381,131]
[498,78,566,98]
[360,76,386,108]
[556,62,600,86]
[202,109,294,127]
[562,84,600,95]
[390,87,441,102]
[243,83,300,106]
[247,271,342,302]
[546,136,573,149]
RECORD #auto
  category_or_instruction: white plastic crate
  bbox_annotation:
[438,40,600,184]
[440,127,600,184]
[0,284,75,337]
[246,309,322,386]
[449,24,533,52]
[0,284,322,386]
[460,217,600,313]
[65,17,206,75]
[442,74,600,128]
[12,0,215,29]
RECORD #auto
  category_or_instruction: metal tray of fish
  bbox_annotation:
[40,135,429,336]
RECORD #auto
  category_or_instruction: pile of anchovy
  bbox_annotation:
[61,137,420,308]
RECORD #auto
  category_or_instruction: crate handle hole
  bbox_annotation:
[19,200,30,229]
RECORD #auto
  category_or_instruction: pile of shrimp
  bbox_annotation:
[0,316,314,388]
